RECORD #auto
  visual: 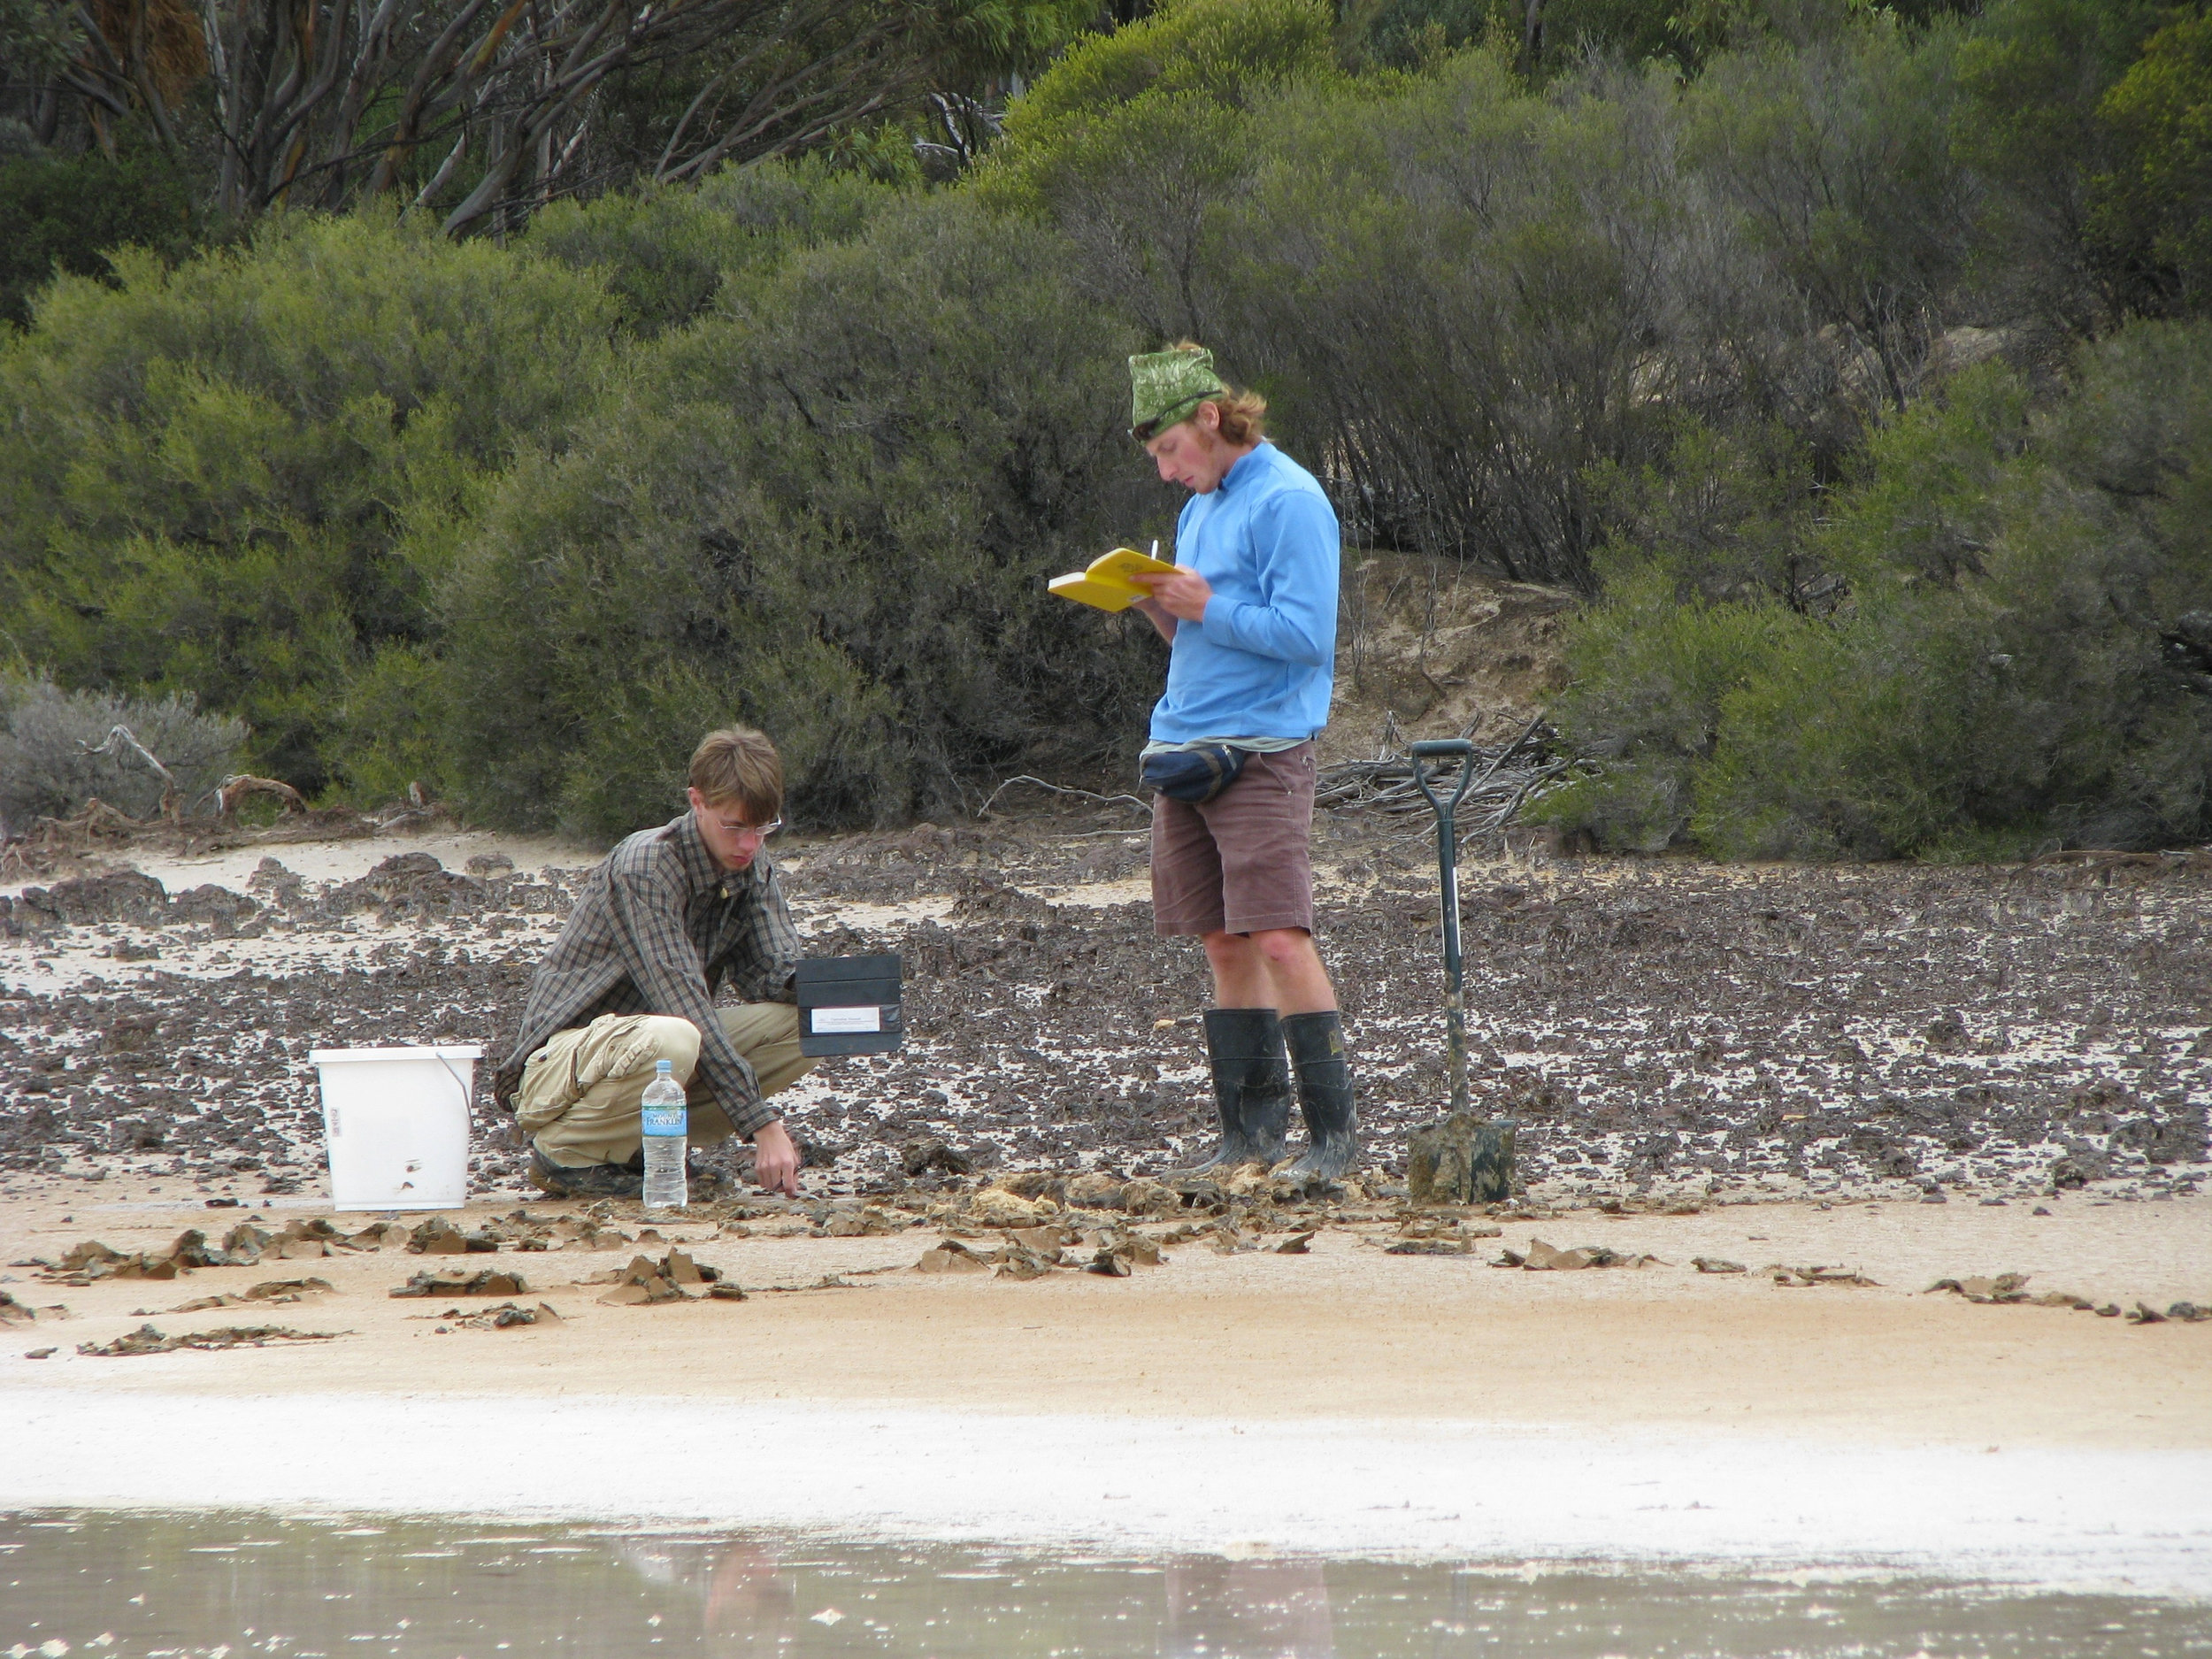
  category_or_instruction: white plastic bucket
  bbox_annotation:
[309,1045,484,1211]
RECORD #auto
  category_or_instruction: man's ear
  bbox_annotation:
[1194,401,1222,435]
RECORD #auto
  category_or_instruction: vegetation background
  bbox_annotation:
[4,0,2210,856]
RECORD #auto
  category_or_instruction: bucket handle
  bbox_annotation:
[434,1052,477,1123]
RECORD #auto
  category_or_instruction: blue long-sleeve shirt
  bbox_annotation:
[1148,442,1340,745]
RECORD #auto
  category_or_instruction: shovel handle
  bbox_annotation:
[1409,738,1479,817]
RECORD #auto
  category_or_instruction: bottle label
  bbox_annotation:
[641,1107,687,1138]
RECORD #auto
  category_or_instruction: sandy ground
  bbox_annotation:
[3,1180,2206,1440]
[2,1181,2208,1586]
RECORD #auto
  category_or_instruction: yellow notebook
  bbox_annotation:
[1048,545,1180,612]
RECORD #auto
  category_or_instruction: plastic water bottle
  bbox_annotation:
[640,1059,687,1210]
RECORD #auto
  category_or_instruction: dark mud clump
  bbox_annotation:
[3,831,2209,1207]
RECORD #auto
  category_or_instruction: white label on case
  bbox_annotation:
[811,1005,882,1033]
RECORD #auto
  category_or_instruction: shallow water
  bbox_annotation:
[4,1511,2207,1658]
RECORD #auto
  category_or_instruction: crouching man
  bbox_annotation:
[1122,344,1356,1184]
[494,726,813,1199]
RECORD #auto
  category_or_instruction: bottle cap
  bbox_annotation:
[656,1059,673,1073]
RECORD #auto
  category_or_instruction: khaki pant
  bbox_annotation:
[515,1004,815,1168]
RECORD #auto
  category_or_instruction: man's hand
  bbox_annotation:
[751,1119,801,1196]
[1130,594,1179,642]
[1131,566,1212,623]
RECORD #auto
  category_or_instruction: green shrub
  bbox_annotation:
[0,134,207,328]
[1953,0,2174,335]
[1586,416,1821,605]
[431,191,1166,841]
[1548,319,2212,856]
[0,214,618,794]
[1533,567,1801,851]
[998,0,1339,151]
[1699,319,2212,856]
[526,161,894,337]
[1813,360,2032,589]
[2091,12,2212,316]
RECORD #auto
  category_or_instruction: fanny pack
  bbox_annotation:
[1141,743,1250,804]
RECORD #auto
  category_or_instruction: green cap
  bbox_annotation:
[1128,346,1226,441]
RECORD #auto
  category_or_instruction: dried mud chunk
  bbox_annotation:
[590,1249,717,1304]
[900,1139,972,1178]
[1118,1179,1181,1218]
[0,1289,35,1326]
[446,1300,560,1329]
[1495,1239,1662,1271]
[1065,1171,1126,1210]
[1927,1272,2032,1303]
[1766,1263,1880,1287]
[174,1277,334,1311]
[989,1171,1064,1202]
[77,1323,342,1356]
[916,1240,993,1274]
[995,1245,1058,1281]
[391,1268,528,1299]
[968,1189,1046,1228]
[408,1217,495,1256]
[219,1222,277,1263]
[1693,1256,1747,1274]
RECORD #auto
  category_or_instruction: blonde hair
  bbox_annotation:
[1174,339,1267,444]
[688,726,783,822]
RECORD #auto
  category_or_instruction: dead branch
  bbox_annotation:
[979,775,1150,818]
[80,724,182,823]
[213,774,307,818]
[1316,715,1570,846]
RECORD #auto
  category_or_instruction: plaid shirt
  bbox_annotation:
[495,811,800,1136]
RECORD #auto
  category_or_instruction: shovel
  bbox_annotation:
[1409,739,1480,1115]
[1407,738,1517,1202]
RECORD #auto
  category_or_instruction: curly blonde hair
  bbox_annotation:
[1175,339,1266,444]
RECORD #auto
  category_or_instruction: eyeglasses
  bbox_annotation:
[710,817,783,842]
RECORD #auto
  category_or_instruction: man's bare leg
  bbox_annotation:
[1201,928,1337,1013]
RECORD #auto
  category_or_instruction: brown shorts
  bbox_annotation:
[1149,742,1317,937]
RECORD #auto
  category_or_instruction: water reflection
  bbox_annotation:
[699,1540,798,1652]
[1164,1556,1334,1657]
[3,1509,2205,1658]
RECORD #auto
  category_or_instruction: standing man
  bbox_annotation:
[1122,344,1356,1184]
[494,726,814,1199]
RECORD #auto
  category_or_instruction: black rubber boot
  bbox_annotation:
[1184,1009,1292,1173]
[1282,1010,1357,1185]
[528,1142,644,1200]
